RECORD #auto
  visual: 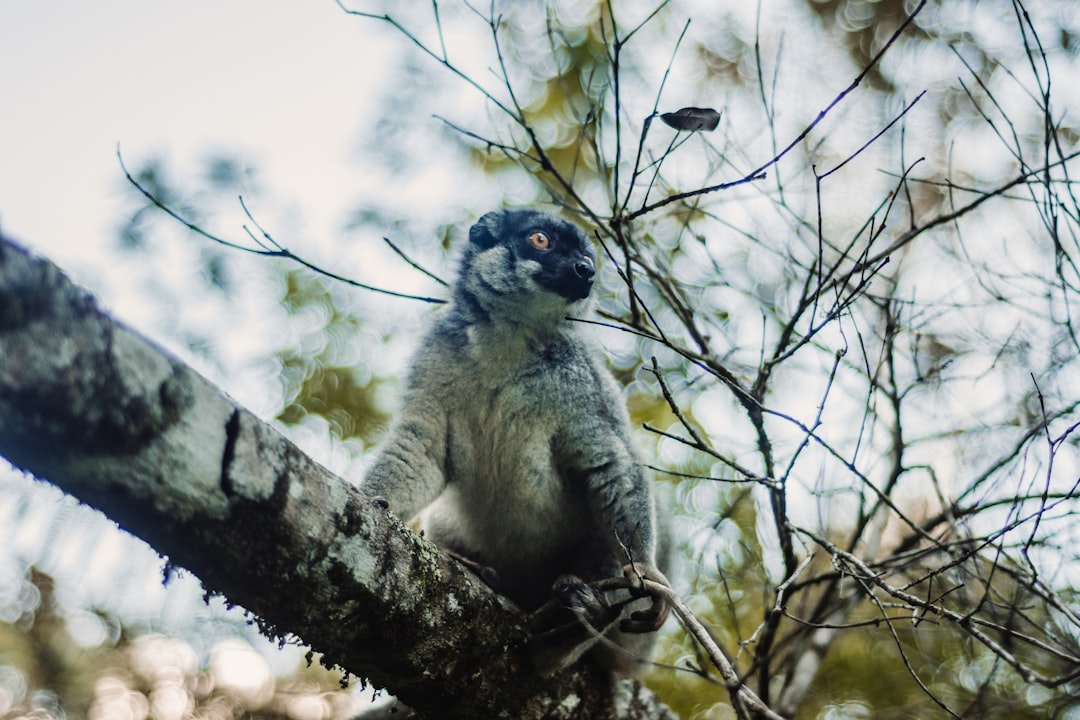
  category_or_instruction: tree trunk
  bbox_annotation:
[0,233,677,720]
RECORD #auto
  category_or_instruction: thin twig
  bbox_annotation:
[118,147,447,304]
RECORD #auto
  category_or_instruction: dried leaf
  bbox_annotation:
[659,107,721,132]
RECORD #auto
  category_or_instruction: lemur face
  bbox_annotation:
[468,209,596,304]
[516,218,596,301]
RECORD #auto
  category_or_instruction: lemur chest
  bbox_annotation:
[441,348,578,512]
[449,372,558,480]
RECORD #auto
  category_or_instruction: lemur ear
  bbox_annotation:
[469,211,504,249]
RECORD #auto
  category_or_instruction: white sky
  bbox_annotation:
[1,0,392,299]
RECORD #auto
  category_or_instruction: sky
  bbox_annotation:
[1,0,391,300]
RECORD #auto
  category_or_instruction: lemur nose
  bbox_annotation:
[575,257,595,281]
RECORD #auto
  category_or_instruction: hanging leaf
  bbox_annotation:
[659,106,721,132]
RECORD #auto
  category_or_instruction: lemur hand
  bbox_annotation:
[620,562,671,633]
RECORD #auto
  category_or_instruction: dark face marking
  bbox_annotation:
[498,210,596,302]
[536,250,595,301]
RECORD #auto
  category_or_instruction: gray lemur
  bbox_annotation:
[362,208,671,675]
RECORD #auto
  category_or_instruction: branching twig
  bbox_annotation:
[625,0,930,221]
[118,148,447,305]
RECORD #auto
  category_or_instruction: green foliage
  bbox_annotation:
[0,569,99,717]
[276,269,390,447]
[117,157,189,252]
[462,1,614,201]
[0,568,360,720]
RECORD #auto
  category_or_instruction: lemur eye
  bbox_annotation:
[528,231,551,249]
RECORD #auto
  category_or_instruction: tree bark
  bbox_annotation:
[0,234,677,720]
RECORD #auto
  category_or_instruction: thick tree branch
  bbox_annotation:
[0,233,677,720]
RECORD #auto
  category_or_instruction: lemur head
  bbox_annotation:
[455,209,596,325]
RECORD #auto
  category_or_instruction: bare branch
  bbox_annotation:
[118,148,447,304]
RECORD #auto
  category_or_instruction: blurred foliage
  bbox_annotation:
[275,269,390,446]
[117,156,189,252]
[0,568,361,720]
[115,155,391,448]
[117,152,256,285]
[804,0,918,93]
